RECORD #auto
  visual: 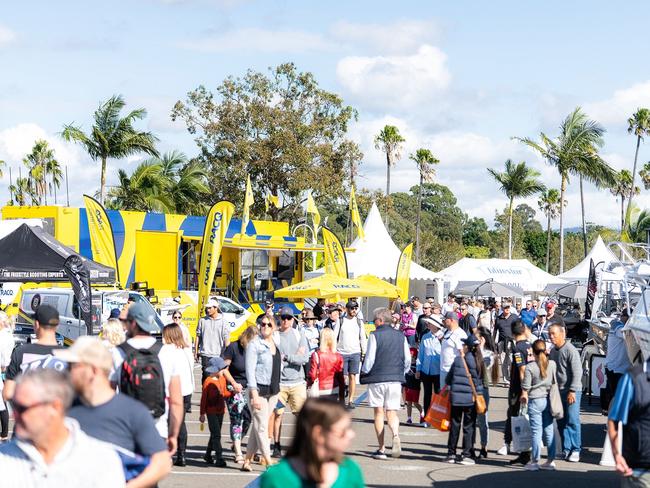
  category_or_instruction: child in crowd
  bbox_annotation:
[404,347,423,424]
[199,356,232,467]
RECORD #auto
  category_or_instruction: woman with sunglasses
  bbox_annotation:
[242,314,281,470]
[520,339,557,471]
[171,311,192,349]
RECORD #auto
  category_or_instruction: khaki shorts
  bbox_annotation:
[276,384,307,414]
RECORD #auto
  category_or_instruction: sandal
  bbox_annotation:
[241,460,252,472]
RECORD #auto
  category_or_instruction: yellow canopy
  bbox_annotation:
[274,273,399,301]
[355,274,400,298]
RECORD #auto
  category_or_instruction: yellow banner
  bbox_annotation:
[322,227,348,278]
[83,194,120,285]
[198,201,235,315]
[349,186,365,241]
[396,243,413,302]
[241,175,254,234]
[306,191,320,229]
[265,193,279,212]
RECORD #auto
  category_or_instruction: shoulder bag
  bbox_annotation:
[462,355,487,414]
[549,363,564,419]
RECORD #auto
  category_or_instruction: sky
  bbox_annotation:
[2,0,650,229]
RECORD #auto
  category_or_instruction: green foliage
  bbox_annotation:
[464,245,490,258]
[639,162,650,190]
[21,140,60,205]
[463,217,490,248]
[522,231,547,268]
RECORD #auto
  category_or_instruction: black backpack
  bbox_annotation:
[118,341,166,418]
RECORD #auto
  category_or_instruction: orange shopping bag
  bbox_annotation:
[424,386,451,432]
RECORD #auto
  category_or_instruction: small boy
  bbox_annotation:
[200,356,231,467]
[404,347,423,424]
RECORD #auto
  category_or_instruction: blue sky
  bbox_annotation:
[2,0,650,228]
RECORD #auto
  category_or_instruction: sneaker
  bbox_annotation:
[479,447,488,459]
[459,457,476,466]
[558,451,568,460]
[392,436,401,458]
[508,452,531,466]
[203,453,214,465]
[406,417,413,425]
[420,421,430,428]
[567,451,580,463]
[540,461,556,471]
[524,462,540,471]
[443,455,457,464]
[214,458,227,468]
[372,450,388,460]
[271,445,282,458]
[496,444,510,456]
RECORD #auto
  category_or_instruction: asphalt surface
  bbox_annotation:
[162,367,620,488]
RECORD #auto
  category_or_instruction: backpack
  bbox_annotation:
[118,341,166,419]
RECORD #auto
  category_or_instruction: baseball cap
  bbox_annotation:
[54,336,113,373]
[462,335,480,348]
[127,302,160,333]
[346,300,359,309]
[205,298,220,309]
[545,301,556,309]
[537,309,547,316]
[444,311,457,321]
[205,356,228,374]
[33,305,59,326]
[279,306,295,318]
[109,308,121,319]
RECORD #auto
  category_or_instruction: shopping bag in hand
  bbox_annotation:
[511,405,532,453]
[424,386,451,432]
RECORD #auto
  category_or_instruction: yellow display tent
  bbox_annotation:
[274,273,399,301]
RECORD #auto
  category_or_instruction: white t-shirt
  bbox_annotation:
[335,317,367,355]
[162,344,194,397]
[440,327,467,379]
[110,337,180,439]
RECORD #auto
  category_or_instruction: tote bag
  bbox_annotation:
[424,386,451,432]
[511,405,533,453]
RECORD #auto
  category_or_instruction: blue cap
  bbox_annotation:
[462,335,480,348]
[205,356,227,374]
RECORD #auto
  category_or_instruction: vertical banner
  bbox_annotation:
[241,176,254,234]
[306,191,321,230]
[349,186,365,241]
[396,243,413,302]
[83,194,120,286]
[198,201,235,316]
[322,227,348,278]
[63,255,93,335]
[585,258,597,319]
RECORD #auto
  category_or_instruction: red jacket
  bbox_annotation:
[308,350,344,396]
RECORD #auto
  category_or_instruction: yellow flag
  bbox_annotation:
[396,243,413,302]
[265,193,279,212]
[349,186,365,241]
[322,227,348,278]
[198,201,235,315]
[83,194,120,286]
[241,176,254,234]
[306,191,320,229]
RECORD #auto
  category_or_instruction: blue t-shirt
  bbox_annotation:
[520,309,537,327]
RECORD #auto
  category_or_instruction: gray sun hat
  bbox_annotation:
[127,302,159,333]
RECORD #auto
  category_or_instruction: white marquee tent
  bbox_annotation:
[558,236,619,283]
[440,257,565,294]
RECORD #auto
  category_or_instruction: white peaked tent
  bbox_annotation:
[558,235,619,283]
[440,257,565,293]
[345,203,440,281]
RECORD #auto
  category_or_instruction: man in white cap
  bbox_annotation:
[195,298,230,382]
[58,337,171,486]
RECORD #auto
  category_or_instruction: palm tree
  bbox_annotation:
[610,170,639,235]
[106,162,172,212]
[23,140,58,205]
[626,209,650,243]
[61,95,159,204]
[516,107,616,272]
[374,125,405,228]
[9,177,33,206]
[45,157,63,204]
[409,148,439,261]
[488,160,544,259]
[639,161,650,189]
[538,189,562,272]
[627,108,650,216]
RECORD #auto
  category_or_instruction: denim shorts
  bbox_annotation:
[342,353,361,375]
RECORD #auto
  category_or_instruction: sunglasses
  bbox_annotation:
[172,315,182,320]
[259,322,273,328]
[11,399,50,415]
[281,315,294,321]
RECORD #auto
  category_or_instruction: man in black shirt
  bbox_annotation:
[459,304,477,335]
[3,305,65,402]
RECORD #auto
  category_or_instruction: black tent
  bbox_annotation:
[0,224,116,283]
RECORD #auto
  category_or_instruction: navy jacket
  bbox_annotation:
[445,352,484,407]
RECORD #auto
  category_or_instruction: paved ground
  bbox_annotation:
[162,367,620,488]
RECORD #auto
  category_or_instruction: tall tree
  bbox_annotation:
[172,64,361,223]
[23,140,59,205]
[626,209,650,244]
[627,108,650,217]
[8,177,32,206]
[639,161,650,189]
[409,148,439,261]
[374,125,405,229]
[610,169,639,235]
[538,188,562,272]
[62,95,159,204]
[516,107,616,272]
[487,160,544,259]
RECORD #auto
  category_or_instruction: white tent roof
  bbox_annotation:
[558,236,619,282]
[318,203,440,281]
[439,257,565,293]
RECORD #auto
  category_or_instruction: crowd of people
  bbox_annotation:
[0,291,645,487]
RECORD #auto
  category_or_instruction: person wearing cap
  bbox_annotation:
[532,308,550,341]
[3,304,66,402]
[416,316,443,427]
[440,312,468,387]
[272,306,309,457]
[545,301,565,328]
[444,334,484,465]
[322,304,341,330]
[62,337,171,485]
[312,298,326,321]
[333,300,368,409]
[195,298,230,383]
[110,302,184,456]
[109,308,121,320]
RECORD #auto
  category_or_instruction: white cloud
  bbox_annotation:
[0,25,16,47]
[336,45,451,111]
[330,20,439,54]
[585,81,650,125]
[178,28,329,53]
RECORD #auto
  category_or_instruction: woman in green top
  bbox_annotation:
[260,398,365,488]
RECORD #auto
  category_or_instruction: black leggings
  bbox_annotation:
[420,373,440,412]
[0,409,8,438]
[177,394,192,457]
